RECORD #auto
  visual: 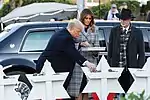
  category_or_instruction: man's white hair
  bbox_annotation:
[67,19,84,32]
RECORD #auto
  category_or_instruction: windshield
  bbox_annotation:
[0,23,22,42]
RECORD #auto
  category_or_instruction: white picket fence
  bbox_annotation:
[0,56,150,100]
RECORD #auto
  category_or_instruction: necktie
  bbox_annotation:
[112,14,115,18]
[123,29,127,34]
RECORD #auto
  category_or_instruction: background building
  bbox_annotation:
[72,0,112,7]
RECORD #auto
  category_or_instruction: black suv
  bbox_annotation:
[0,21,150,75]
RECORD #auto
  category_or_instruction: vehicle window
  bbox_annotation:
[140,28,150,52]
[99,27,113,50]
[97,28,106,47]
[21,30,54,52]
[103,27,112,43]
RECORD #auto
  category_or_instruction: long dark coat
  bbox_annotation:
[107,25,145,68]
[36,28,86,90]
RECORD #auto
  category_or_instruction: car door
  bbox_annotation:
[18,27,61,70]
[139,27,150,60]
[139,26,150,60]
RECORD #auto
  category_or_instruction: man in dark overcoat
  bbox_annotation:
[36,19,96,100]
[108,8,145,68]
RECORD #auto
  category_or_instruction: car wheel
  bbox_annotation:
[5,71,26,76]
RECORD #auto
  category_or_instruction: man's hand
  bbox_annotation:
[80,41,91,47]
[85,61,96,72]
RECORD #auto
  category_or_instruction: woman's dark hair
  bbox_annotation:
[80,9,95,27]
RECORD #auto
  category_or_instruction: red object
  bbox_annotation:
[92,92,99,100]
[107,93,116,100]
[56,93,116,100]
[91,93,115,100]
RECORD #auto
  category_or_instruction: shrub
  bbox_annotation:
[91,3,110,19]
[0,3,12,17]
[91,1,140,19]
[121,90,150,100]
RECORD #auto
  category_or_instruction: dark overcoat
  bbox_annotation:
[107,25,145,68]
[36,28,86,89]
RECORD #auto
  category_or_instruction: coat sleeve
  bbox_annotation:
[137,29,145,68]
[36,40,51,73]
[107,28,114,66]
[65,38,87,66]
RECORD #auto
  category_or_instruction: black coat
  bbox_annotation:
[36,28,86,89]
[108,25,145,68]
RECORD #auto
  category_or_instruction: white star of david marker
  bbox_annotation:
[82,56,123,100]
[82,56,110,99]
[14,60,70,100]
[82,56,150,100]
[30,60,70,99]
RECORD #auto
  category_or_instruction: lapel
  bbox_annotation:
[116,26,122,47]
[128,26,134,45]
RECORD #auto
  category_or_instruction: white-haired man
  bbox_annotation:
[36,19,96,100]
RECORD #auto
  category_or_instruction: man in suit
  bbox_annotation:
[108,8,145,99]
[36,19,96,100]
[108,8,145,68]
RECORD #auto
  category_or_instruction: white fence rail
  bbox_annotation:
[0,57,150,100]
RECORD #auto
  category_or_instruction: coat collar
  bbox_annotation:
[114,25,135,50]
[128,26,135,44]
[118,25,134,44]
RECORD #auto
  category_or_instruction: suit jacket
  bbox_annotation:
[36,28,86,73]
[36,28,87,90]
[108,25,145,68]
